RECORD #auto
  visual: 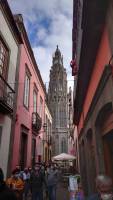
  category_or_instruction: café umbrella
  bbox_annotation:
[52,153,76,161]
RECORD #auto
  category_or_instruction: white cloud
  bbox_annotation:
[8,0,74,90]
[8,0,72,19]
[37,28,48,42]
[33,46,52,73]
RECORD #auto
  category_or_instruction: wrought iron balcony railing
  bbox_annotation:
[32,112,42,133]
[0,74,15,114]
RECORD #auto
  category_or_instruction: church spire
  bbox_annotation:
[55,45,61,57]
[52,45,63,65]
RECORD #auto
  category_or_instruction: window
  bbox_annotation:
[39,96,43,118]
[24,73,30,108]
[0,38,8,79]
[61,138,66,153]
[32,138,36,166]
[33,90,37,112]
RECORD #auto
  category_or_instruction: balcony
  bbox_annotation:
[0,74,15,114]
[32,112,42,134]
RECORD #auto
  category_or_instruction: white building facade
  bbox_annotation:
[0,0,22,177]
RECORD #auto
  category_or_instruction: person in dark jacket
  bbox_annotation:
[87,174,113,200]
[31,164,46,200]
[0,168,17,200]
[46,164,59,200]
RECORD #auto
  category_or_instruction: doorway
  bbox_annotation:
[20,132,27,170]
[80,140,88,196]
[103,130,113,179]
[32,138,36,167]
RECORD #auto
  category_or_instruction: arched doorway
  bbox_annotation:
[103,129,113,179]
[95,102,113,177]
[79,139,88,196]
[86,129,96,194]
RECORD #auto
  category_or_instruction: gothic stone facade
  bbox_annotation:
[48,46,68,156]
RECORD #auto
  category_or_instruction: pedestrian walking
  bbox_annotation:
[28,167,33,195]
[23,167,31,200]
[46,163,59,200]
[0,168,17,200]
[87,174,113,200]
[31,163,47,200]
[6,169,24,200]
[13,165,25,181]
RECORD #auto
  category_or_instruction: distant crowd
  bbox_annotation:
[0,162,61,200]
[0,163,113,200]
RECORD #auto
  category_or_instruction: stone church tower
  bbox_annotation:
[48,46,68,156]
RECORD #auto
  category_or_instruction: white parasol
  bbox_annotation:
[52,153,76,161]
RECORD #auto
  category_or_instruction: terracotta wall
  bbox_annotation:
[78,27,111,134]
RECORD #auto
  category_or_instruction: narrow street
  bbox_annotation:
[1,1,113,200]
[26,181,70,200]
[56,182,69,200]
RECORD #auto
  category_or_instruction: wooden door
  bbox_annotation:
[20,133,27,170]
[103,131,113,179]
[32,138,36,167]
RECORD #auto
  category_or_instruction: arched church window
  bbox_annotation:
[61,138,66,153]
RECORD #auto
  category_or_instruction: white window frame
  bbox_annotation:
[24,73,30,108]
[33,90,37,113]
[39,96,43,118]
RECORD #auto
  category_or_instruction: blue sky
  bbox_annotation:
[8,0,73,89]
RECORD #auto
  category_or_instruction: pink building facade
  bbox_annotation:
[11,15,46,170]
[0,0,22,177]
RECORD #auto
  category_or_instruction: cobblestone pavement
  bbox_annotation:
[56,182,69,200]
[25,181,69,200]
